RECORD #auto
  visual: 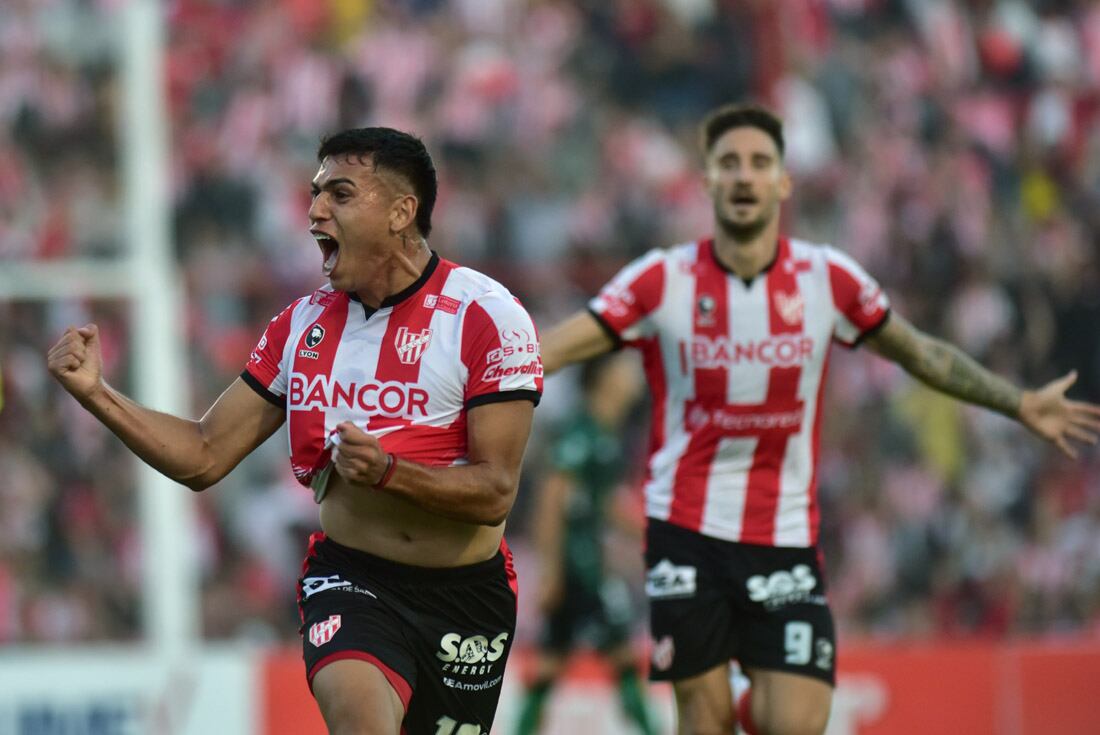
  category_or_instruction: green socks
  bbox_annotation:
[515,679,553,735]
[617,667,657,735]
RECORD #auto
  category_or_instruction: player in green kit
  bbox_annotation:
[515,353,656,734]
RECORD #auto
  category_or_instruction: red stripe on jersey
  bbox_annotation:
[740,238,805,543]
[500,537,519,611]
[639,336,668,490]
[828,260,885,334]
[668,240,729,530]
[288,297,351,486]
[245,299,299,390]
[371,266,452,435]
[599,260,665,339]
[461,300,505,400]
[380,421,466,466]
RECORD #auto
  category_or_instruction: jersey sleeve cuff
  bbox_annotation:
[466,389,541,410]
[849,308,891,350]
[586,307,624,350]
[240,370,286,409]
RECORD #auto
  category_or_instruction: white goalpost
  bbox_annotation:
[116,0,199,658]
[0,4,257,731]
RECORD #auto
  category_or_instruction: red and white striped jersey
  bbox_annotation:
[242,253,543,488]
[589,237,889,547]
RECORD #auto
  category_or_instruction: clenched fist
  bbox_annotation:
[47,324,104,402]
[332,421,393,487]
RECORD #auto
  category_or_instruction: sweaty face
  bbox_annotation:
[704,127,791,242]
[308,155,401,291]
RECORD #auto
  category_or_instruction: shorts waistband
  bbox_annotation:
[307,532,507,586]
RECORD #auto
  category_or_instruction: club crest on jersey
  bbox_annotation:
[395,326,433,365]
[696,294,717,326]
[308,614,341,647]
[305,324,326,349]
[774,291,804,326]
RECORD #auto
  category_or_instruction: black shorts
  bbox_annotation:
[298,533,518,733]
[540,575,633,654]
[645,519,835,686]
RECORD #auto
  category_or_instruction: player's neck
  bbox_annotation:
[713,227,779,282]
[354,239,432,308]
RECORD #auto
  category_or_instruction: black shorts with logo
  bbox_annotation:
[645,519,835,685]
[298,532,518,733]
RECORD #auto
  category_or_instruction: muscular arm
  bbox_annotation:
[863,312,1021,417]
[337,399,535,525]
[865,312,1100,457]
[540,310,616,375]
[48,324,285,490]
[75,378,285,490]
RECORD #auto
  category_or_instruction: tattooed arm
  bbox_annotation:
[864,313,1100,458]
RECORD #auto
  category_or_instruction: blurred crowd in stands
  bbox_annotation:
[3,0,1100,648]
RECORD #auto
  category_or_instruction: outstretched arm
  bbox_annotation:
[864,312,1100,457]
[47,324,285,489]
[540,311,616,375]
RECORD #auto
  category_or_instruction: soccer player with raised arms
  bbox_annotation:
[539,104,1100,735]
[48,128,541,734]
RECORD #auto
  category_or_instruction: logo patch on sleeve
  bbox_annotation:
[308,614,342,647]
[305,324,326,349]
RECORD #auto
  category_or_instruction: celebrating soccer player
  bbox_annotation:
[48,128,541,734]
[539,104,1100,735]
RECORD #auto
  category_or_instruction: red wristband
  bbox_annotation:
[376,453,397,488]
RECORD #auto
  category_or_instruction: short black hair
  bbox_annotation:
[700,104,785,158]
[317,127,438,237]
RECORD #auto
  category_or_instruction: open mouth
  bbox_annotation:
[315,233,340,276]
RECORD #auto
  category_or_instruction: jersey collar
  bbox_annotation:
[347,251,440,318]
[705,236,788,287]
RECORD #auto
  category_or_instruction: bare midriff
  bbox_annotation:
[318,473,504,567]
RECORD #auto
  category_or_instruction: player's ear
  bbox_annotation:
[778,167,792,201]
[701,158,718,193]
[390,194,418,234]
